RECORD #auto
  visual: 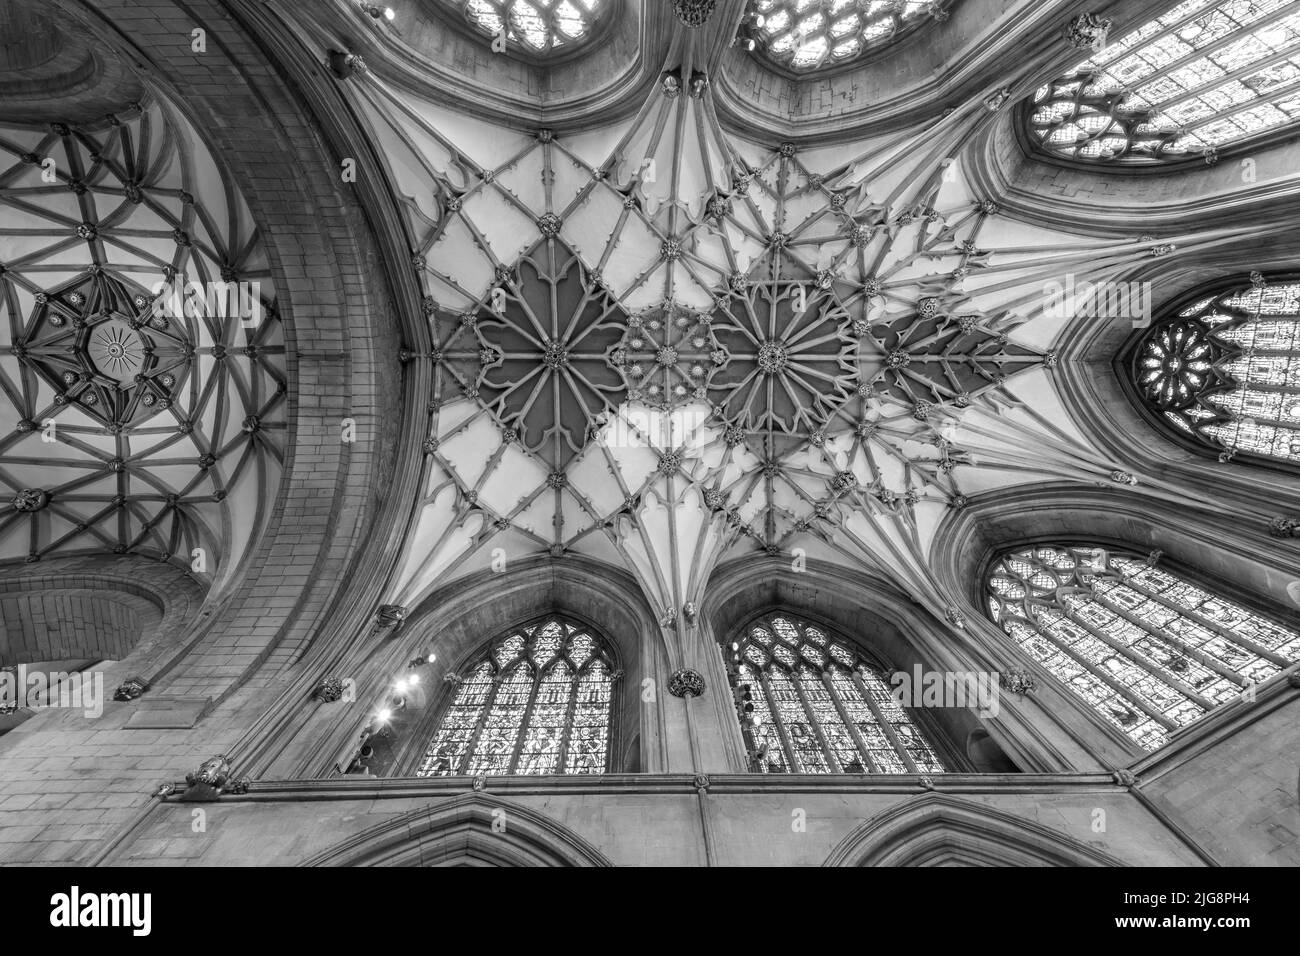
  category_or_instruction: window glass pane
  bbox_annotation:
[753,1,948,72]
[417,615,616,776]
[1029,0,1300,163]
[987,544,1299,750]
[1136,276,1300,463]
[726,612,948,773]
[462,0,600,54]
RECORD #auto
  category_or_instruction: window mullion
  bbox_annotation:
[821,670,880,774]
[556,663,582,774]
[460,669,501,775]
[1059,602,1219,709]
[1019,609,1181,731]
[1152,45,1300,117]
[1090,585,1253,686]
[1118,573,1290,666]
[850,668,920,773]
[509,666,545,775]
[757,668,800,772]
[1094,5,1238,68]
[1116,4,1300,95]
[789,669,842,773]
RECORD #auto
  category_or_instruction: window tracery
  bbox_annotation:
[750,0,949,72]
[727,612,946,773]
[986,544,1300,750]
[461,0,602,54]
[1134,275,1300,463]
[417,615,615,776]
[1029,0,1300,163]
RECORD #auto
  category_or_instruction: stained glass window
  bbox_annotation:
[987,544,1300,750]
[728,613,946,773]
[461,0,602,54]
[1029,0,1300,163]
[416,616,615,776]
[750,0,950,72]
[1134,275,1300,464]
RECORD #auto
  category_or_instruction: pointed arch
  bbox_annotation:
[725,610,949,774]
[823,793,1126,867]
[300,793,612,867]
[1123,273,1300,469]
[984,541,1300,752]
[1024,0,1300,166]
[416,613,617,777]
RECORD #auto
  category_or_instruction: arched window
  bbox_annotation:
[986,544,1300,750]
[416,615,615,776]
[1028,0,1300,164]
[460,0,603,55]
[749,0,951,72]
[1133,275,1300,464]
[728,613,946,774]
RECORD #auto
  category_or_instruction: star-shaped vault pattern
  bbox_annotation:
[347,57,1264,667]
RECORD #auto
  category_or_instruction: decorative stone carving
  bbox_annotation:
[313,677,345,702]
[656,451,683,477]
[537,213,562,238]
[1268,516,1299,538]
[1112,769,1138,787]
[11,488,49,512]
[1110,470,1139,486]
[672,0,717,27]
[983,87,1012,111]
[693,772,710,792]
[327,50,366,78]
[112,676,149,702]
[1063,13,1111,52]
[999,670,1037,696]
[182,755,249,799]
[668,669,706,698]
[944,606,966,628]
[375,604,408,629]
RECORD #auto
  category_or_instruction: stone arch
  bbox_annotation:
[313,556,659,778]
[0,554,203,683]
[929,481,1300,764]
[701,555,1044,773]
[300,793,612,867]
[931,481,1300,624]
[1111,270,1300,479]
[1042,262,1300,529]
[299,0,667,133]
[39,0,420,710]
[823,792,1125,867]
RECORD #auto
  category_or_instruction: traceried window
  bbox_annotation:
[417,616,615,776]
[987,545,1300,751]
[461,0,602,54]
[750,0,951,72]
[1134,275,1300,463]
[728,613,946,774]
[1029,0,1300,163]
